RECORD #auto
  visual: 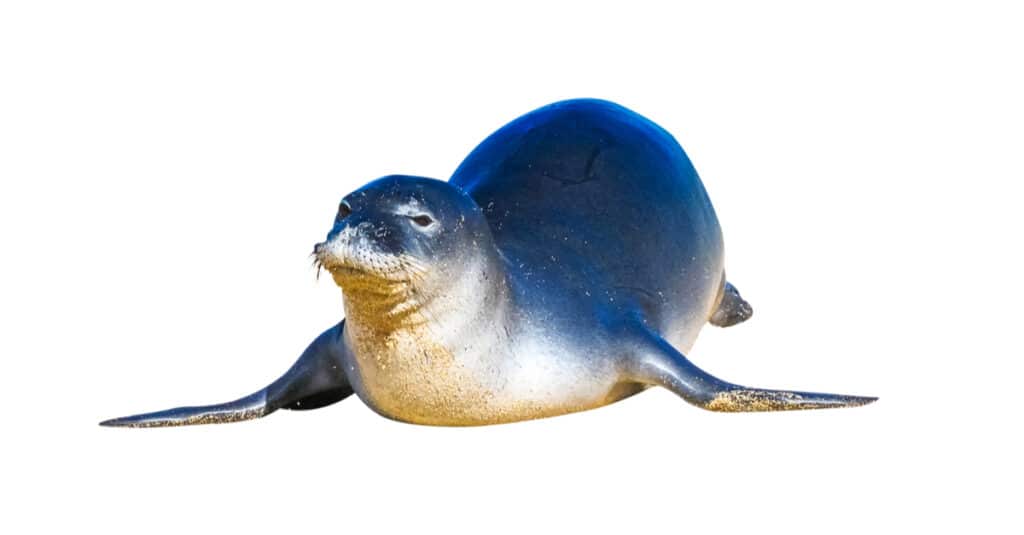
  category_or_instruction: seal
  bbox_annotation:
[101,99,875,427]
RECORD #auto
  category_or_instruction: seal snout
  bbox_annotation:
[313,222,422,287]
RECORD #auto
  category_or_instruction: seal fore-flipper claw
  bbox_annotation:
[624,329,876,412]
[100,321,353,428]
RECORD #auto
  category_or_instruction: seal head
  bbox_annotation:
[314,174,499,327]
[313,175,519,425]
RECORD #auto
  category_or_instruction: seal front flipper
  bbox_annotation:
[99,322,353,427]
[709,281,753,328]
[622,328,876,412]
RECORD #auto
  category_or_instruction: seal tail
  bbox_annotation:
[99,322,353,428]
[709,281,753,328]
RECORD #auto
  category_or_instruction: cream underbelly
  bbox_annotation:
[346,326,629,426]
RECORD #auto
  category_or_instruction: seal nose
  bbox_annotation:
[326,218,374,244]
[326,200,357,242]
[336,200,353,221]
[326,222,349,243]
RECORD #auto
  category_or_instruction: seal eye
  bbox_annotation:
[410,214,434,227]
[337,201,352,220]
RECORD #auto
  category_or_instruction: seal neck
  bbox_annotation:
[421,250,511,345]
[338,279,423,333]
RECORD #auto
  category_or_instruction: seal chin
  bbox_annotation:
[313,242,432,329]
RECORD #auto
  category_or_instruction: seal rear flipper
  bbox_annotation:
[623,328,876,412]
[100,322,353,427]
[710,281,753,327]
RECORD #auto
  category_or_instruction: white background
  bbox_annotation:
[2,1,1021,533]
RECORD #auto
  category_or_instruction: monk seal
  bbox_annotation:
[101,98,875,427]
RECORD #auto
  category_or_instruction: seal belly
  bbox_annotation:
[345,323,624,426]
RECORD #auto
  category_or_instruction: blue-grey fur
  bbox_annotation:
[101,99,875,428]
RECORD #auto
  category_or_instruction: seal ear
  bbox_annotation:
[623,327,876,412]
[99,322,353,427]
